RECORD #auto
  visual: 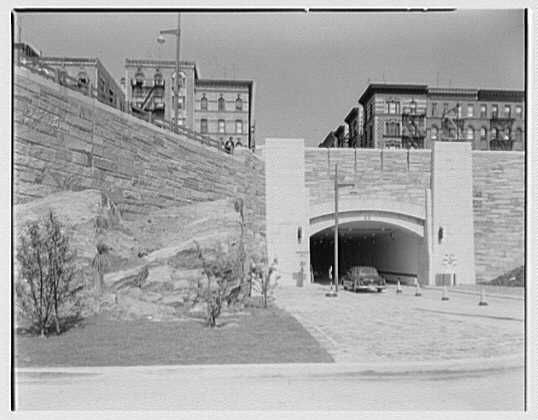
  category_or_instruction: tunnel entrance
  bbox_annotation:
[310,220,425,285]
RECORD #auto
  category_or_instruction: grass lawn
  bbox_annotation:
[15,306,333,367]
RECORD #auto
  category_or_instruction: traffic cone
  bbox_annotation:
[478,288,488,306]
[441,285,449,301]
[396,281,403,294]
[325,282,337,297]
[415,282,422,297]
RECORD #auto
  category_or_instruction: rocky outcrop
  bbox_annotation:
[14,189,266,321]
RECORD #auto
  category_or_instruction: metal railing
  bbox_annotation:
[18,58,100,99]
[137,114,220,149]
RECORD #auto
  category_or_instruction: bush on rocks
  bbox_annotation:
[15,210,82,336]
[194,241,242,327]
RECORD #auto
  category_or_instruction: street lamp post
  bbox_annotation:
[158,13,181,133]
[333,163,354,295]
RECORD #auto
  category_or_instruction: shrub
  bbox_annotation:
[233,198,247,285]
[194,241,240,327]
[91,242,110,295]
[250,259,280,308]
[485,266,524,287]
[16,210,79,336]
[135,265,149,288]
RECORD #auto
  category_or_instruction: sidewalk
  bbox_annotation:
[14,359,524,410]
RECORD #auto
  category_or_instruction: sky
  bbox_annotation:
[17,10,525,147]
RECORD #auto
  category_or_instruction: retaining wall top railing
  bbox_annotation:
[18,58,100,98]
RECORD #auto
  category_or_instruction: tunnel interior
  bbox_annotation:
[310,220,425,285]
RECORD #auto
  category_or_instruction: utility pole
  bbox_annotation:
[333,164,354,295]
[334,165,339,293]
[175,13,180,133]
[159,13,181,133]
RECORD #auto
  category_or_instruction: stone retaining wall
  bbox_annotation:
[305,148,431,209]
[304,147,524,283]
[13,67,265,232]
[472,151,524,282]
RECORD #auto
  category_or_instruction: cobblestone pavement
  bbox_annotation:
[275,282,524,364]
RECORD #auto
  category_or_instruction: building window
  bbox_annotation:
[218,96,225,112]
[491,128,498,139]
[172,71,186,89]
[456,104,462,118]
[200,119,208,134]
[504,105,511,118]
[387,101,400,115]
[467,104,474,117]
[466,127,474,141]
[431,126,438,140]
[134,67,145,86]
[201,95,208,111]
[516,128,523,142]
[385,121,400,137]
[77,69,89,88]
[235,95,243,111]
[409,100,417,114]
[480,104,487,118]
[492,105,498,118]
[431,102,437,116]
[178,96,185,110]
[480,127,487,140]
[235,120,243,134]
[515,105,522,118]
[153,68,164,86]
[366,100,374,120]
[443,103,449,115]
[504,128,511,140]
[174,118,184,127]
[218,119,225,133]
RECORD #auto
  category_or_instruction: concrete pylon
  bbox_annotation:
[415,282,422,297]
[396,281,403,294]
[478,288,488,306]
[441,285,449,301]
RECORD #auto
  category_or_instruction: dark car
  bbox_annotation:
[342,266,386,292]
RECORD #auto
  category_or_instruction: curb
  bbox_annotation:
[422,286,524,301]
[15,354,523,378]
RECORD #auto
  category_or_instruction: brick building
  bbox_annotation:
[124,59,255,149]
[14,42,41,63]
[37,56,126,112]
[344,106,364,148]
[123,59,197,129]
[195,79,254,149]
[358,84,525,151]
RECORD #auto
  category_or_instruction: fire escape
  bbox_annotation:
[489,111,514,151]
[131,68,166,125]
[440,104,464,142]
[401,102,425,148]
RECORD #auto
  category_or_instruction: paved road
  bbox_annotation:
[15,362,524,410]
[275,283,524,363]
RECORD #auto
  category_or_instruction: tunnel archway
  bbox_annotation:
[309,206,427,286]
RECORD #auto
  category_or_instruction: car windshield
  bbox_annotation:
[360,267,378,275]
